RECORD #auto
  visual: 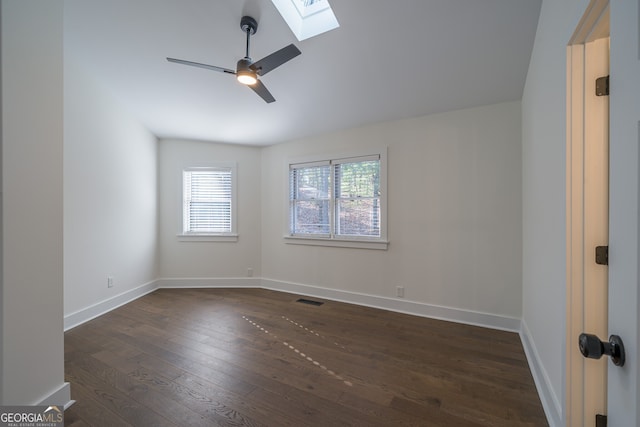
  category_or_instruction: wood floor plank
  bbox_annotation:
[65,380,133,427]
[65,288,548,426]
[66,361,173,426]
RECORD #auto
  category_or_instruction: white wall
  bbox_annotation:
[158,139,262,280]
[520,0,588,425]
[1,0,68,405]
[261,102,522,321]
[63,57,158,318]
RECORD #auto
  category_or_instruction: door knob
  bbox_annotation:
[578,333,625,367]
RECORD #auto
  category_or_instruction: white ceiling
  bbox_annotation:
[64,0,541,146]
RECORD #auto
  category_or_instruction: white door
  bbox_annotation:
[566,29,610,427]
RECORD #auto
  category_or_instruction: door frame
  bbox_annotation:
[566,1,610,426]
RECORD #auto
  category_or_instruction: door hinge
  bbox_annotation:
[596,75,609,96]
[595,246,609,265]
[596,414,607,427]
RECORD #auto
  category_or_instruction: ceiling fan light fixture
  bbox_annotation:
[236,58,257,85]
[237,70,257,85]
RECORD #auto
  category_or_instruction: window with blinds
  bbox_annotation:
[289,161,331,236]
[334,157,380,237]
[289,154,383,240]
[183,167,235,235]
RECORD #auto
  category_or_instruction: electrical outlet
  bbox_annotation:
[107,276,114,288]
[247,267,254,277]
[396,286,404,298]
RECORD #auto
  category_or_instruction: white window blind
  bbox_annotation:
[183,167,233,234]
[289,154,382,240]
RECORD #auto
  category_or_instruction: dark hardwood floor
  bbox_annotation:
[64,288,548,426]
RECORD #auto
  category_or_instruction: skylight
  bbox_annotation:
[271,0,339,41]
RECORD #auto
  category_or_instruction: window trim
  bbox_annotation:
[285,149,388,250]
[283,234,389,250]
[178,163,238,242]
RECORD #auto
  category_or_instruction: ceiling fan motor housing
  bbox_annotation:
[237,58,254,72]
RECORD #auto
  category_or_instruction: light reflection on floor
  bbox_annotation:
[242,315,353,387]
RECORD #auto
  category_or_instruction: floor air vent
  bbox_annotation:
[296,298,324,306]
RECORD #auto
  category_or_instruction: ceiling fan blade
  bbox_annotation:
[167,57,236,75]
[251,44,301,76]
[249,79,275,103]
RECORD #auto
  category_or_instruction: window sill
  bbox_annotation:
[284,235,388,250]
[178,234,238,242]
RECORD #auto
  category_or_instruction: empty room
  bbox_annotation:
[2,1,639,426]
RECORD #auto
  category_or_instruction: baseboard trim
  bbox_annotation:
[155,277,261,289]
[64,280,158,331]
[261,278,521,332]
[520,320,562,427]
[65,275,520,333]
[36,382,71,408]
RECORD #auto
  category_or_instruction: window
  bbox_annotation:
[289,161,331,235]
[334,157,381,237]
[181,165,237,241]
[288,153,387,249]
[270,0,339,41]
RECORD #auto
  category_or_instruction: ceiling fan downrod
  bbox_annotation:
[240,16,258,60]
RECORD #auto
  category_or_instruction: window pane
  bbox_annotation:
[290,165,330,200]
[336,198,380,236]
[334,159,380,237]
[290,164,330,234]
[292,200,330,234]
[335,160,379,198]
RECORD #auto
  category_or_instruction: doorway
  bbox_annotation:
[566,1,610,425]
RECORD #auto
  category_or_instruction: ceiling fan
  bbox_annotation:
[167,16,301,103]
